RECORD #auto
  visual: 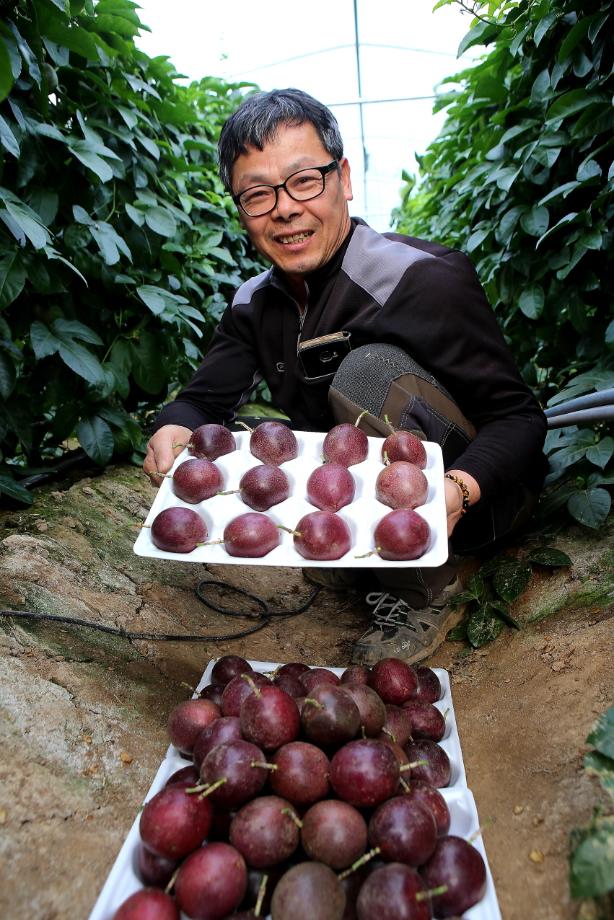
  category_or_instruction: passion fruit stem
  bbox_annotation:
[218,489,239,496]
[416,885,448,902]
[243,674,261,697]
[255,874,268,917]
[399,776,410,793]
[355,549,377,559]
[200,777,227,798]
[185,783,208,795]
[172,441,187,449]
[337,847,381,881]
[382,450,391,465]
[381,727,397,743]
[277,524,299,536]
[236,421,254,433]
[402,759,428,771]
[281,807,303,828]
[164,866,180,895]
[383,414,396,433]
[251,761,277,771]
[468,819,493,844]
[303,697,324,710]
[354,409,369,428]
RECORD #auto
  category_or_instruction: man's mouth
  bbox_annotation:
[275,231,314,245]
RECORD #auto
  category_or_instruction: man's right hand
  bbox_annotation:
[143,424,193,486]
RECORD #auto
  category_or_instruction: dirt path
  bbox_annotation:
[0,465,612,919]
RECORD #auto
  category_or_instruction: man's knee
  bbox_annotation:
[329,343,475,467]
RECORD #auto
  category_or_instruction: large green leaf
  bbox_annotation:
[0,251,26,308]
[76,416,114,465]
[492,561,532,603]
[570,815,614,898]
[56,338,106,386]
[0,113,19,157]
[466,607,504,648]
[0,351,15,399]
[3,201,49,249]
[145,206,177,238]
[584,751,614,798]
[68,140,114,182]
[518,285,544,320]
[30,321,60,359]
[0,473,33,505]
[586,437,613,470]
[567,488,611,529]
[526,547,571,568]
[0,36,15,103]
[587,707,614,760]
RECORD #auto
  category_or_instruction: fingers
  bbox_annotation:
[143,425,192,486]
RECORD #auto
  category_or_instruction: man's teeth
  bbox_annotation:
[279,232,311,244]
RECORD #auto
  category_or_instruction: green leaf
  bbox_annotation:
[567,488,611,530]
[30,321,60,359]
[538,181,580,206]
[546,90,608,122]
[587,707,614,760]
[466,607,504,648]
[577,159,602,182]
[0,473,33,505]
[526,547,571,568]
[520,206,549,238]
[52,319,103,346]
[488,599,521,630]
[569,815,614,898]
[492,561,532,603]
[557,17,592,63]
[536,212,579,248]
[76,416,114,466]
[587,437,614,470]
[584,751,614,798]
[466,227,490,252]
[533,12,558,47]
[68,141,114,182]
[0,114,19,157]
[57,338,106,386]
[3,201,50,250]
[0,251,26,309]
[145,206,177,238]
[0,36,15,103]
[130,331,166,394]
[518,286,544,320]
[0,351,15,399]
[137,284,167,315]
[125,202,144,226]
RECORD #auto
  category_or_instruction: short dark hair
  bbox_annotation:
[218,88,344,192]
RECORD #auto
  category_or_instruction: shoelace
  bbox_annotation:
[365,591,416,630]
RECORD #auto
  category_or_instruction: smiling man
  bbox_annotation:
[144,88,547,666]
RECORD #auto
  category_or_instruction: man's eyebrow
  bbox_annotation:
[238,158,319,187]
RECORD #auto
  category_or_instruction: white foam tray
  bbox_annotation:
[89,660,501,920]
[133,431,448,568]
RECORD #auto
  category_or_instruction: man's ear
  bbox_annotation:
[339,156,353,202]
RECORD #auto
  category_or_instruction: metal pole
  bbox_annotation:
[352,0,369,218]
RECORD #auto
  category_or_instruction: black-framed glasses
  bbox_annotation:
[233,161,339,217]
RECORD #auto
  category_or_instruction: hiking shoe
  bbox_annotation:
[303,567,363,591]
[351,576,466,666]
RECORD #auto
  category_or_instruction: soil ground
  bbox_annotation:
[0,464,612,920]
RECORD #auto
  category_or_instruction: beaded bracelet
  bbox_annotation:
[444,473,470,515]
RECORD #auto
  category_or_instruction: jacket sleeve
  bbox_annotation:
[151,301,261,433]
[377,250,547,500]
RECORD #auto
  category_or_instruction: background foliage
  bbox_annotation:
[393,0,613,529]
[0,0,261,504]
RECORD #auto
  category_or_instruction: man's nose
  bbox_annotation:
[272,186,302,219]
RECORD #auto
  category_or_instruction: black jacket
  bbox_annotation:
[153,219,547,501]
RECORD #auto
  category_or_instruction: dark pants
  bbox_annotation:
[328,343,538,606]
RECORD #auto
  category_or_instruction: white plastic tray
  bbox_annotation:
[134,431,448,568]
[89,660,501,920]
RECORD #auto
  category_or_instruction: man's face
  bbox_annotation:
[231,122,353,285]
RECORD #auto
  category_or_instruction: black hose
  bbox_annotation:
[0,581,322,643]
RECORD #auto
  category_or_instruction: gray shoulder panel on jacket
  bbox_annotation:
[231,269,272,307]
[342,224,435,306]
